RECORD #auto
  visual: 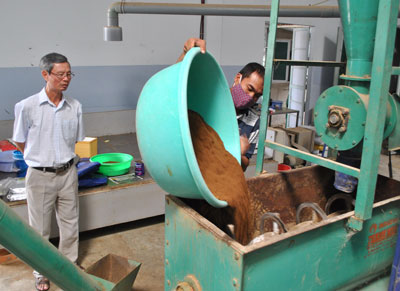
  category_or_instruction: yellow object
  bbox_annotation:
[314,144,324,151]
[75,137,98,158]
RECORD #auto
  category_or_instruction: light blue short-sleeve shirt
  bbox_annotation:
[13,88,85,167]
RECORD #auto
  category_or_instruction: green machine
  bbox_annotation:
[163,0,400,290]
[165,168,400,290]
[256,0,400,231]
[5,0,400,290]
[314,0,399,152]
[101,0,400,289]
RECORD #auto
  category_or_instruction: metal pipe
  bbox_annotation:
[109,3,340,18]
[104,2,341,41]
[296,202,327,224]
[104,2,400,41]
[0,199,105,291]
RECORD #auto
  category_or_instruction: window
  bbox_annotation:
[273,40,291,82]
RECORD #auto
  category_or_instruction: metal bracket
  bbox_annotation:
[327,105,350,133]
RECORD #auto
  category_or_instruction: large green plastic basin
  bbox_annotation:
[136,48,240,208]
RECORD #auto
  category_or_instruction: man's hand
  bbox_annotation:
[177,38,206,62]
[240,135,250,171]
[14,142,25,154]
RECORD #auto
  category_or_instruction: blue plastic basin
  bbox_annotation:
[136,48,240,208]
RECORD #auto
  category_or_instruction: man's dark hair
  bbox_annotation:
[39,53,69,73]
[239,62,265,79]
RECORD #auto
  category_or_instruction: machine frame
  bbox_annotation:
[256,0,400,232]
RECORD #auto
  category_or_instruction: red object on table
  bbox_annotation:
[0,140,17,152]
[278,163,291,172]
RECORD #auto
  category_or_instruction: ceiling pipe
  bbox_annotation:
[104,2,342,41]
[104,2,400,41]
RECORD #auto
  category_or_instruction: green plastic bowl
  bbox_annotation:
[136,48,240,208]
[90,153,133,176]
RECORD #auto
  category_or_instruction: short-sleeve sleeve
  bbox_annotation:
[12,101,28,143]
[76,103,85,142]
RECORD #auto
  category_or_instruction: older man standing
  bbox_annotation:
[12,53,84,291]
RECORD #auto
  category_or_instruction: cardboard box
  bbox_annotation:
[75,137,98,158]
[0,248,18,265]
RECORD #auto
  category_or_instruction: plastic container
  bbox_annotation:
[12,151,28,177]
[12,151,23,160]
[136,48,240,208]
[271,100,283,110]
[278,163,291,172]
[0,151,15,172]
[333,151,361,193]
[90,153,133,176]
[135,161,145,176]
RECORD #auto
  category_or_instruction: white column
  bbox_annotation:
[288,27,310,128]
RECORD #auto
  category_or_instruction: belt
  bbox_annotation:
[33,158,74,174]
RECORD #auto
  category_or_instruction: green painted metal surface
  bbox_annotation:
[255,0,279,175]
[385,93,398,141]
[266,140,360,178]
[243,204,399,290]
[389,94,400,150]
[349,0,400,230]
[161,0,400,289]
[392,67,400,75]
[315,86,367,151]
[338,0,379,78]
[256,0,400,233]
[0,198,141,291]
[314,86,396,151]
[165,167,400,290]
[164,196,244,290]
[257,0,398,172]
[136,48,240,208]
[0,199,105,291]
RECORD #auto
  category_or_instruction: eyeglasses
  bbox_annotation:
[50,72,75,79]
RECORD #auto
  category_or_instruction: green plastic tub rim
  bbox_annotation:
[179,48,229,208]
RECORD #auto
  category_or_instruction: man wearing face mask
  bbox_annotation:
[179,38,265,171]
